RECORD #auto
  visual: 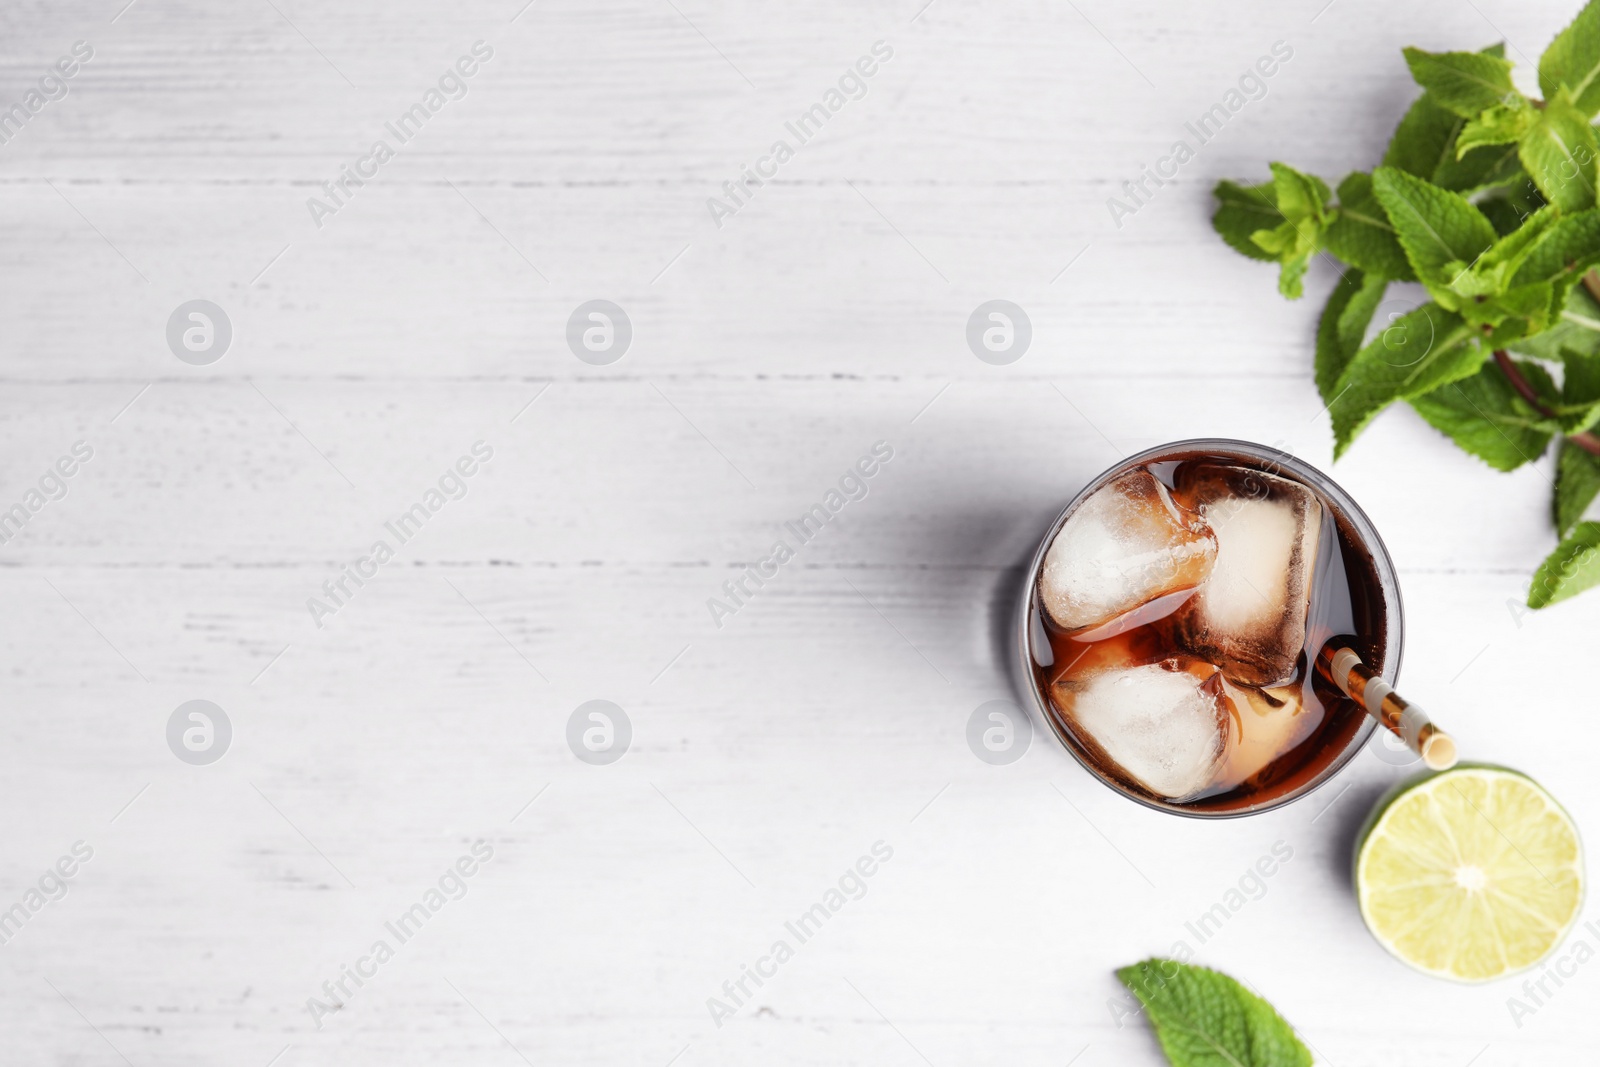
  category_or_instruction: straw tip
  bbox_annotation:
[1422,732,1458,771]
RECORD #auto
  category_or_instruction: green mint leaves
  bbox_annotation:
[1382,92,1462,179]
[1213,179,1284,263]
[1212,0,1600,608]
[1117,959,1311,1067]
[1556,440,1600,532]
[1529,521,1600,605]
[1541,0,1600,116]
[1315,269,1386,400]
[1248,164,1334,298]
[1330,304,1481,455]
[1324,172,1413,280]
[1411,360,1559,470]
[1520,89,1599,211]
[1458,101,1537,155]
[1403,47,1520,118]
[1369,166,1496,294]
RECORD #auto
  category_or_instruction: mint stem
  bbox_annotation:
[1493,350,1600,455]
[1493,268,1600,457]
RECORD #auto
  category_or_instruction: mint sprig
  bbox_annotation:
[1117,959,1311,1067]
[1213,0,1600,608]
[1249,164,1335,298]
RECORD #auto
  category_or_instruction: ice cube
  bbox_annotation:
[1038,468,1217,635]
[1172,463,1322,687]
[1217,680,1318,787]
[1052,659,1230,800]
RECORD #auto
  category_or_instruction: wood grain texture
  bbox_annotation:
[1,1,1597,1064]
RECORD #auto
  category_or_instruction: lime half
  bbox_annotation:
[1355,766,1584,982]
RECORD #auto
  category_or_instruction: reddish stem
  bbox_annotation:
[1493,350,1600,455]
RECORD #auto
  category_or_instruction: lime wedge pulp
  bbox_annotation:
[1355,765,1584,982]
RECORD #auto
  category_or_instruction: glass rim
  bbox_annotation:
[1013,438,1405,819]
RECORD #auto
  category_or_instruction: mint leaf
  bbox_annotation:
[1268,162,1331,221]
[1446,206,1561,321]
[1507,268,1600,359]
[1509,208,1600,289]
[1403,47,1519,117]
[1117,959,1311,1067]
[1383,92,1461,178]
[1540,0,1600,117]
[1472,283,1560,346]
[1556,441,1600,534]
[1519,355,1562,400]
[1561,279,1600,342]
[1565,345,1600,395]
[1484,204,1563,274]
[1474,174,1546,238]
[1325,172,1414,280]
[1213,180,1283,263]
[1479,198,1521,237]
[1498,211,1600,342]
[1330,304,1483,456]
[1437,142,1526,200]
[1249,163,1334,298]
[1519,89,1600,212]
[1479,190,1538,236]
[1371,166,1497,297]
[1529,521,1600,607]
[1512,347,1600,433]
[1478,348,1600,431]
[1459,101,1538,155]
[1316,270,1387,401]
[1410,361,1558,471]
[1561,346,1600,430]
[1386,49,1528,191]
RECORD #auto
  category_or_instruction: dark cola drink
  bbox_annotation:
[1022,442,1398,815]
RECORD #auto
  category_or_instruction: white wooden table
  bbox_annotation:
[2,1,1596,1063]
